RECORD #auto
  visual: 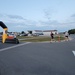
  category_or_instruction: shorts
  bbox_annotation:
[51,36,54,39]
[65,36,68,38]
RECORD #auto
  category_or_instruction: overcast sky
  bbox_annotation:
[0,0,75,32]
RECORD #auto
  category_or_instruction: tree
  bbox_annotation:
[68,29,75,34]
[28,31,32,34]
[21,31,25,34]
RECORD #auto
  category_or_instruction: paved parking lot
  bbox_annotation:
[0,43,16,49]
[0,35,75,75]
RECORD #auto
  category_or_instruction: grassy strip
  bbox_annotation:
[17,36,34,39]
[17,36,65,42]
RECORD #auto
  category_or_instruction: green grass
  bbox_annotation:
[17,36,33,39]
[17,36,65,42]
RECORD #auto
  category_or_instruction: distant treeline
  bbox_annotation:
[68,29,75,34]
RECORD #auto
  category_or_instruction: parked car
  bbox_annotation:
[20,33,28,36]
[32,33,39,36]
[38,33,44,35]
[8,34,16,38]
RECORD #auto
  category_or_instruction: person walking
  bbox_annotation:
[65,31,69,41]
[50,32,54,42]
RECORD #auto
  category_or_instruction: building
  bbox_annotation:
[32,30,43,34]
[28,30,58,36]
[28,30,43,35]
[43,30,58,36]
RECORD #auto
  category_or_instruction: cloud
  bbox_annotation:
[43,8,56,21]
[7,15,24,20]
[0,14,26,23]
[15,25,25,28]
[0,14,29,31]
[71,14,75,17]
[0,13,75,32]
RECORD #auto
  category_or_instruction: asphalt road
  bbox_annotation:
[0,35,75,75]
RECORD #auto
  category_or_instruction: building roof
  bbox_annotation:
[43,30,57,32]
[34,30,43,32]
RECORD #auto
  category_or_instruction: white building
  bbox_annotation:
[28,30,58,36]
[43,30,58,36]
[32,30,43,34]
[27,30,43,36]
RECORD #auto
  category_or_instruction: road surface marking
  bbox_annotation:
[72,51,75,56]
[0,42,31,52]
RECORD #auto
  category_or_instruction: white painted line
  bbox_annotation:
[0,42,31,52]
[72,51,75,56]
